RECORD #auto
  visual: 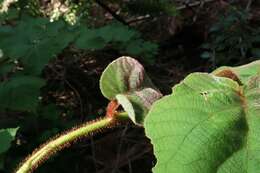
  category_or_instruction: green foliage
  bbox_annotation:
[0,75,45,111]
[201,7,260,65]
[0,16,75,75]
[145,60,260,173]
[0,17,157,75]
[75,23,158,62]
[100,56,162,124]
[0,127,18,154]
[0,127,18,169]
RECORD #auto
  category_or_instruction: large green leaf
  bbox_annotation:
[145,72,260,173]
[100,56,162,124]
[0,75,45,111]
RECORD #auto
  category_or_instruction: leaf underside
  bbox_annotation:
[145,72,260,173]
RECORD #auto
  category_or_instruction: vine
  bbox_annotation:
[14,56,162,173]
[16,110,127,173]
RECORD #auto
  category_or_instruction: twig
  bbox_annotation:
[246,0,253,12]
[192,0,206,23]
[90,135,98,173]
[95,0,128,25]
[127,15,152,25]
[177,0,216,10]
[64,80,84,121]
[49,66,84,121]
[112,125,129,173]
[127,0,217,25]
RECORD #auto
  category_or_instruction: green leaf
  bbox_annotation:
[0,62,14,76]
[125,40,158,63]
[0,127,19,170]
[74,23,158,63]
[144,72,260,173]
[75,28,105,50]
[75,23,137,50]
[97,23,137,43]
[39,104,60,123]
[0,75,45,111]
[100,56,155,99]
[0,8,19,22]
[212,60,260,84]
[0,17,75,75]
[100,56,161,124]
[0,127,18,154]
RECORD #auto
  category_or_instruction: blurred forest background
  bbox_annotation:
[0,0,259,173]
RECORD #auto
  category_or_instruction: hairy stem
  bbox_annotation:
[16,112,128,173]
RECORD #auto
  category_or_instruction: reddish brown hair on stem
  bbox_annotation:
[106,100,119,118]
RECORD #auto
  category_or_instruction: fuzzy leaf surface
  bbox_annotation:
[145,72,260,173]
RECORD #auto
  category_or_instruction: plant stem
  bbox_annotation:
[16,112,128,173]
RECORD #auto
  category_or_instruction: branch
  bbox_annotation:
[15,112,129,173]
[177,0,216,10]
[95,0,128,25]
[246,0,253,12]
[127,0,217,25]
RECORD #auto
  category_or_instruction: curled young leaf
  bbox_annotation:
[100,56,162,125]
